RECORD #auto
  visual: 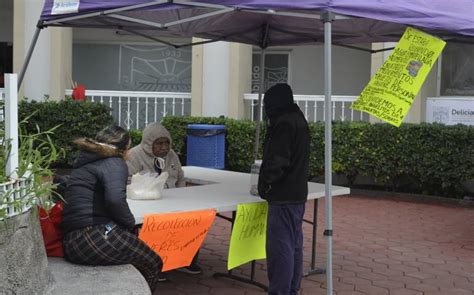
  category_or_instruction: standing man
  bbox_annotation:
[258,83,310,295]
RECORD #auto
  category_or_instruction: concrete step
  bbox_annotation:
[47,257,151,295]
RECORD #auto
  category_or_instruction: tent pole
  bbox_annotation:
[253,49,266,160]
[253,23,270,161]
[18,22,43,90]
[322,11,335,295]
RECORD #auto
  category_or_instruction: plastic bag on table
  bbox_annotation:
[127,171,169,200]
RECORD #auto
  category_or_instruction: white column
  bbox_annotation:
[49,27,72,100]
[22,0,52,100]
[227,43,252,119]
[191,38,203,116]
[369,42,395,123]
[202,42,230,117]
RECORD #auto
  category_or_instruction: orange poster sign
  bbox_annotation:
[139,209,216,271]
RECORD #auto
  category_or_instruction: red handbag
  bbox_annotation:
[39,202,64,257]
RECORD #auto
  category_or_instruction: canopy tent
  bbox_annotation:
[38,1,474,45]
[23,1,474,294]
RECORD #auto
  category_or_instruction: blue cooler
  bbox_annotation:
[186,124,226,169]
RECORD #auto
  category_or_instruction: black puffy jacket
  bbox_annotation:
[61,138,135,234]
[258,84,310,204]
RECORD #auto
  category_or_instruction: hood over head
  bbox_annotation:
[140,122,172,156]
[263,83,297,119]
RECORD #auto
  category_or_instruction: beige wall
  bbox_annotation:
[12,0,25,98]
[406,60,438,123]
[227,43,252,119]
[49,28,72,100]
[13,0,72,101]
[369,43,386,123]
[191,38,203,116]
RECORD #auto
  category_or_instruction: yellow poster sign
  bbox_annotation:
[228,202,268,270]
[352,27,446,127]
[139,209,216,272]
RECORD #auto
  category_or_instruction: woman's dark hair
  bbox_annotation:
[95,125,130,151]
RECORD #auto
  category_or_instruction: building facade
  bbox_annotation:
[2,0,473,125]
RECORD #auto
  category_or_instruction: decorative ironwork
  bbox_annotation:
[119,45,192,93]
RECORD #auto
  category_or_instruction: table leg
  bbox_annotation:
[303,199,326,276]
[213,211,268,291]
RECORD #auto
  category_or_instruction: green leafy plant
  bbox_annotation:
[160,116,474,198]
[18,98,113,167]
[129,129,143,147]
[0,112,63,220]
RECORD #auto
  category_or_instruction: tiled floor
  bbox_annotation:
[154,195,474,294]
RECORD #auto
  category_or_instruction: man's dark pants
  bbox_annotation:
[266,202,306,295]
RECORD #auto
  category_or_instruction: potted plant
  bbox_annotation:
[0,114,62,294]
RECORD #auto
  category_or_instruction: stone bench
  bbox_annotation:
[47,257,151,295]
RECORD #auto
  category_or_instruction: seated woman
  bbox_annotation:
[127,122,185,188]
[61,126,163,291]
[127,122,202,274]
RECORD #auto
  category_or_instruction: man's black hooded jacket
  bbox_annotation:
[258,83,311,203]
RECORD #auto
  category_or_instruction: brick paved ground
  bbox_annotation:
[154,195,474,294]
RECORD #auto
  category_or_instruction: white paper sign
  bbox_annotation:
[426,97,474,126]
[52,0,80,15]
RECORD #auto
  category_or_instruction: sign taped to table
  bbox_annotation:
[139,209,216,271]
[228,202,268,270]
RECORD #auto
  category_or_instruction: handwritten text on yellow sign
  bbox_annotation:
[228,202,268,270]
[352,27,446,126]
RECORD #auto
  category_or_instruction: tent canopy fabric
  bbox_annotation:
[40,0,474,47]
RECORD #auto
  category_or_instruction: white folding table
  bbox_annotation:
[127,166,350,290]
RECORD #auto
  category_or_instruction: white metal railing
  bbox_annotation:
[65,90,192,130]
[244,93,369,122]
[0,179,32,219]
[1,74,31,219]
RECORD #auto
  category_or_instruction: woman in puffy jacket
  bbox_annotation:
[61,125,163,291]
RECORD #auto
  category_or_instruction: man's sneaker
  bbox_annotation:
[177,263,202,275]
